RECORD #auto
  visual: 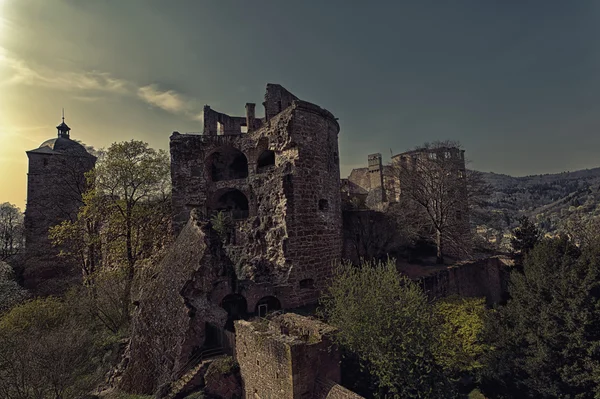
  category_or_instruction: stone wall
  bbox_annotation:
[235,314,347,399]
[23,147,95,295]
[419,256,512,304]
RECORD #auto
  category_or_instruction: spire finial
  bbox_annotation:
[62,108,65,123]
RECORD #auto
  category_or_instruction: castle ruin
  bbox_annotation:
[170,83,343,312]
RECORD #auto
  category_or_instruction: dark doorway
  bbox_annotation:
[205,322,221,348]
[221,294,248,331]
[256,296,282,317]
[257,150,275,173]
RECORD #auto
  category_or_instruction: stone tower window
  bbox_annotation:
[256,150,275,173]
[318,199,329,211]
[43,159,48,167]
[206,146,249,182]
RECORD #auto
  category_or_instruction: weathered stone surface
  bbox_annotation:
[204,357,243,399]
[418,256,512,304]
[235,314,344,399]
[119,211,232,393]
[171,84,343,310]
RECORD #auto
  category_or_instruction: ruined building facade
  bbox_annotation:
[23,118,96,294]
[344,147,467,211]
[120,84,344,394]
[341,153,398,210]
[170,83,342,313]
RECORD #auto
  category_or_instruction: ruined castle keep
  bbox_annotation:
[119,84,344,393]
[170,83,342,310]
[23,117,96,294]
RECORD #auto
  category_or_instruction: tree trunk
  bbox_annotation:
[436,229,444,264]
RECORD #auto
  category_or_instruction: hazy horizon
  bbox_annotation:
[3,0,600,210]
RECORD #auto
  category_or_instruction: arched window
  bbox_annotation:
[208,188,249,220]
[256,296,281,317]
[205,146,248,182]
[256,150,275,173]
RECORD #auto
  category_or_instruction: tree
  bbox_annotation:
[389,141,488,264]
[0,203,24,261]
[510,216,540,255]
[481,237,600,398]
[433,296,488,380]
[0,296,104,399]
[0,261,28,315]
[50,140,171,325]
[319,259,455,398]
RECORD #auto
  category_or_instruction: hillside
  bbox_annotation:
[475,167,600,241]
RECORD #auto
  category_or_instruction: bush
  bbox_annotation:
[0,294,114,398]
[320,259,455,398]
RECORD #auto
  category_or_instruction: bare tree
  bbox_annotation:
[0,203,24,261]
[388,141,488,264]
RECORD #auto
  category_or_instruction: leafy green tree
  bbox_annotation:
[50,140,171,326]
[481,237,600,398]
[433,296,488,379]
[320,259,455,398]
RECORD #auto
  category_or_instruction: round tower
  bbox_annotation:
[23,114,96,294]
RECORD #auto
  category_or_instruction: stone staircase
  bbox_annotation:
[165,347,225,399]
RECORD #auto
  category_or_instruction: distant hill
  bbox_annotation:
[474,167,600,242]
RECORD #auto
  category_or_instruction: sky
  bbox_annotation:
[1,0,600,210]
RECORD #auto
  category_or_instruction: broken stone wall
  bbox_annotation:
[419,256,512,304]
[118,212,232,394]
[235,314,344,399]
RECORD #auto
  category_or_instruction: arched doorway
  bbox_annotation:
[256,296,281,317]
[208,188,249,220]
[205,146,248,182]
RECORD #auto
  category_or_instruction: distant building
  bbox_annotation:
[23,116,96,294]
[341,153,398,210]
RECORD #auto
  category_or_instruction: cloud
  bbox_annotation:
[138,84,203,122]
[1,48,203,122]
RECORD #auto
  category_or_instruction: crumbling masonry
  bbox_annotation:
[170,83,342,310]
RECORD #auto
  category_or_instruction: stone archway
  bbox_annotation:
[205,146,248,182]
[207,188,249,220]
[255,296,281,317]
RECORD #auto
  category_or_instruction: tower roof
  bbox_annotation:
[27,113,94,157]
[57,109,71,138]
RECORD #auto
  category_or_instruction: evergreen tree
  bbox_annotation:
[481,237,600,398]
[510,216,541,269]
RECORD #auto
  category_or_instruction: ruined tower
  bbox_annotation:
[23,116,96,294]
[170,84,342,312]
